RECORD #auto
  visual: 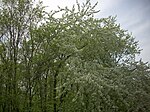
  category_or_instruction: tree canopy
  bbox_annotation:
[0,0,150,112]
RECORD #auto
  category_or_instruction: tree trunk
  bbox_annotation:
[53,72,57,112]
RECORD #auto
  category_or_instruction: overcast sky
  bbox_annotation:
[41,0,150,62]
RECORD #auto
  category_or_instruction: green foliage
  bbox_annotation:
[0,0,150,112]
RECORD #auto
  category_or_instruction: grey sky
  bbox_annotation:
[41,0,150,62]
